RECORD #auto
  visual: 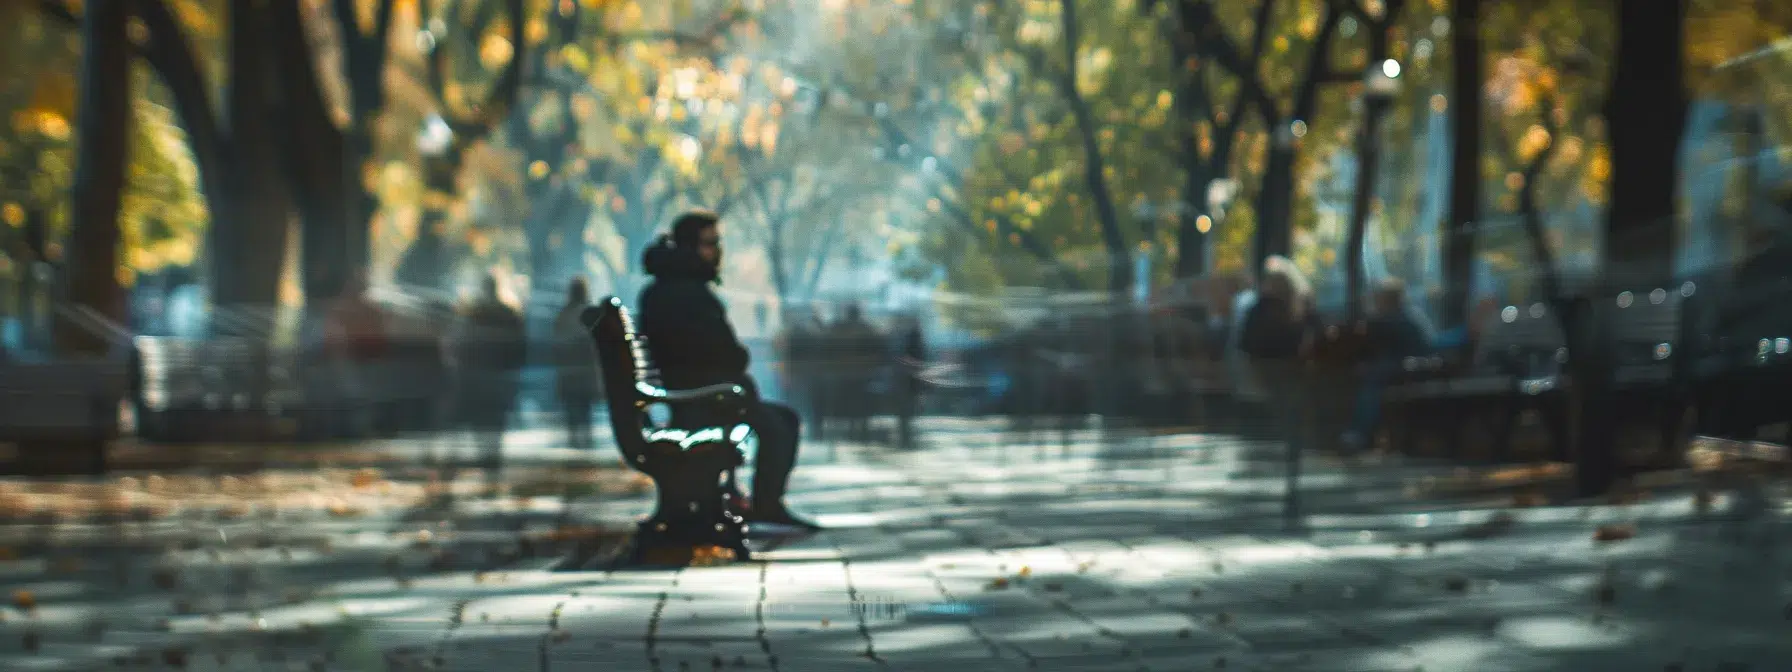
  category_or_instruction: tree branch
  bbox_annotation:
[603,4,747,53]
[1056,0,1128,289]
[1172,0,1282,121]
[334,0,398,120]
[40,0,230,215]
[422,0,525,143]
[1518,94,1562,303]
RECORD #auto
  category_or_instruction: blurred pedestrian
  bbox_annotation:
[554,277,601,452]
[451,274,527,474]
[1238,256,1320,528]
[827,303,881,442]
[894,314,927,449]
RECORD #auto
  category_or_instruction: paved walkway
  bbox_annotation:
[1,418,1787,670]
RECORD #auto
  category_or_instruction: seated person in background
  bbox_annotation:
[636,211,820,531]
[1342,284,1497,452]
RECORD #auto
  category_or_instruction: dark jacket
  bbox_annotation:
[1366,313,1430,361]
[452,299,527,376]
[636,237,754,396]
[1239,296,1315,360]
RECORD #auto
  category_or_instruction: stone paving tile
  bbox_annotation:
[4,420,1790,670]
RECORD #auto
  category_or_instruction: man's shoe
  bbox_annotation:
[747,509,823,533]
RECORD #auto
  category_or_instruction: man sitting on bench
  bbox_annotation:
[637,211,821,531]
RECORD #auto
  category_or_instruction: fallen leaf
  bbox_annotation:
[350,469,380,489]
[12,589,36,611]
[1593,524,1636,543]
[986,578,1010,590]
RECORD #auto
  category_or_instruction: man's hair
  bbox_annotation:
[670,210,720,249]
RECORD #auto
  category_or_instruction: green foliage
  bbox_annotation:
[15,0,1792,308]
[1,12,205,285]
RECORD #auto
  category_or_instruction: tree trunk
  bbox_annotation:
[1345,106,1387,321]
[208,0,293,337]
[267,0,354,308]
[1604,0,1687,287]
[1441,1,1483,328]
[133,1,229,227]
[56,0,132,356]
[1344,3,1403,320]
[801,216,848,300]
[1254,145,1296,266]
[1058,0,1130,295]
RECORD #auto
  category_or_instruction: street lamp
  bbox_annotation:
[417,115,454,157]
[1345,59,1403,319]
[1364,59,1403,110]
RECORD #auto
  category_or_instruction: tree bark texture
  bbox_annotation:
[1441,0,1482,327]
[1604,0,1687,287]
[56,0,132,355]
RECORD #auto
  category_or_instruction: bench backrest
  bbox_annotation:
[133,336,296,411]
[0,360,127,433]
[583,297,651,461]
[1607,288,1685,367]
[1475,304,1566,373]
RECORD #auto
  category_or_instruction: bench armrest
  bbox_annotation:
[636,381,749,405]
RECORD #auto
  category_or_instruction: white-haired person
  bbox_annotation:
[1238,256,1322,523]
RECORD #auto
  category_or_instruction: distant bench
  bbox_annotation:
[0,359,127,475]
[1381,288,1693,464]
[132,336,304,443]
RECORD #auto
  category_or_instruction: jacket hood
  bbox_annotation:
[641,235,718,283]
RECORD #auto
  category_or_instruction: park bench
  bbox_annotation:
[582,297,754,566]
[0,359,127,475]
[1605,287,1697,465]
[1381,303,1568,460]
[1383,289,1695,464]
[132,336,305,443]
[1687,278,1792,441]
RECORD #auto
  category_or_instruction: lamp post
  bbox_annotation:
[1345,59,1403,320]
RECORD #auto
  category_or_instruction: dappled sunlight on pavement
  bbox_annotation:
[0,418,1786,670]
